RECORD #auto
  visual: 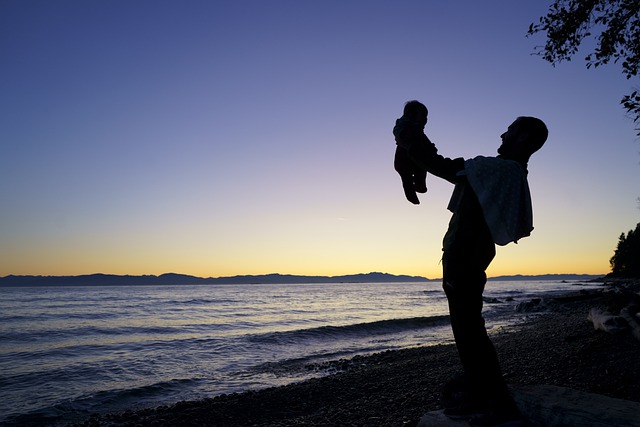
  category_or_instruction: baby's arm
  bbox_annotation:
[394,121,424,149]
[408,138,463,184]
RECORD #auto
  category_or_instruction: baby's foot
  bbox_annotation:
[414,182,427,193]
[404,188,420,205]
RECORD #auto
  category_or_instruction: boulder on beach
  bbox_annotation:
[418,384,640,427]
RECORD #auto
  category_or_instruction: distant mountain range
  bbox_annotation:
[0,272,603,286]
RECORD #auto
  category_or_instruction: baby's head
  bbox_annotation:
[403,100,428,128]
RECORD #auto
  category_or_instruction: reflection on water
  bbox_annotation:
[0,280,601,425]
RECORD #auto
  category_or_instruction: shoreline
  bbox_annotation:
[70,279,640,426]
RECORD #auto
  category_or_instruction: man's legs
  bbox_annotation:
[442,249,518,415]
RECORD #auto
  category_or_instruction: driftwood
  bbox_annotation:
[587,307,629,334]
[620,303,640,342]
[586,284,640,342]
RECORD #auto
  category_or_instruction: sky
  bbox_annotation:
[1,1,639,279]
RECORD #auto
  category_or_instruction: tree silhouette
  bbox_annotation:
[609,222,640,278]
[528,0,640,135]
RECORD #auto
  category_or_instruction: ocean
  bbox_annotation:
[0,279,601,426]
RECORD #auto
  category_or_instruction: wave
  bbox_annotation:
[248,315,450,345]
[0,324,179,345]
[1,378,199,426]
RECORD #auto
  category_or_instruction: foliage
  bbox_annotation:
[609,222,640,277]
[528,0,640,134]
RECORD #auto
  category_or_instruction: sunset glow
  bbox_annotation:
[2,1,639,279]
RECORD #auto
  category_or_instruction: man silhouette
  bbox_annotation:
[402,116,548,427]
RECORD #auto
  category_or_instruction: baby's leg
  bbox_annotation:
[394,148,420,204]
[400,173,420,204]
[413,168,427,193]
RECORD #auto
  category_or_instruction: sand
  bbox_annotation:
[75,280,640,427]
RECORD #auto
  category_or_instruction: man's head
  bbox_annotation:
[498,116,548,162]
[403,100,428,128]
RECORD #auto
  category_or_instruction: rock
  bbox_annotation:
[417,410,469,426]
[511,384,640,427]
[550,291,603,303]
[418,385,640,427]
[515,298,543,313]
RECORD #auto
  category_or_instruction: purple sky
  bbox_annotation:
[2,1,639,278]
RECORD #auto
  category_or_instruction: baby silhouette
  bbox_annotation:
[393,100,430,204]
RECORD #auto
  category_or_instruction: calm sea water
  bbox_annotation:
[0,280,601,426]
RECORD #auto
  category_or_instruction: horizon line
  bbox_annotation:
[0,271,607,280]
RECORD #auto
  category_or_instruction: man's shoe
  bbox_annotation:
[468,410,526,427]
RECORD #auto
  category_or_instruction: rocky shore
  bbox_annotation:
[76,280,640,427]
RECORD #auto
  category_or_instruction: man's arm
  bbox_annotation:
[408,137,464,184]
